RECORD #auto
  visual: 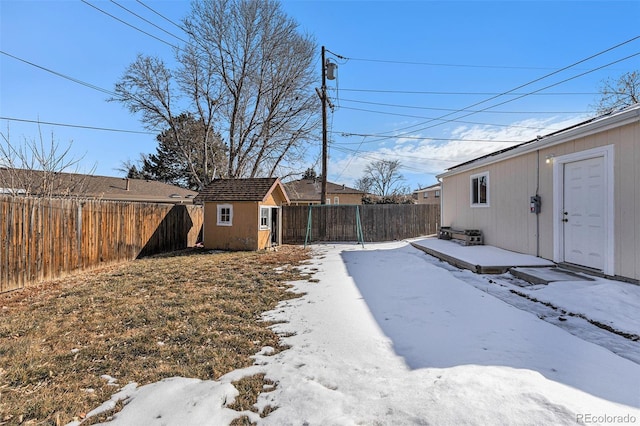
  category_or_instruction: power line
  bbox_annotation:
[337,98,589,114]
[333,132,524,144]
[394,51,640,138]
[0,116,155,135]
[109,0,188,44]
[345,57,577,71]
[336,106,572,131]
[81,0,179,50]
[0,50,118,97]
[349,37,640,142]
[391,35,640,132]
[133,0,218,59]
[331,145,457,175]
[337,88,602,95]
[136,0,186,33]
[335,146,458,164]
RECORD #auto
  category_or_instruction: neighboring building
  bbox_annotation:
[437,103,640,283]
[413,184,441,205]
[193,178,289,251]
[284,178,366,205]
[0,168,197,203]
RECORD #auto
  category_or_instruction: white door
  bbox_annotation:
[563,156,606,270]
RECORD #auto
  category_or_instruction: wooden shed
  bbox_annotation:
[194,178,290,251]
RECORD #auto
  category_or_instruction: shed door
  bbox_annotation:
[563,156,605,270]
[271,207,279,246]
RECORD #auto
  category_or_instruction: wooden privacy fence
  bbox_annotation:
[0,196,203,293]
[283,204,440,244]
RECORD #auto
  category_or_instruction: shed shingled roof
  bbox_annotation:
[194,178,282,203]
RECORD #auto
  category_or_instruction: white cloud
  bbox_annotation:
[329,115,588,189]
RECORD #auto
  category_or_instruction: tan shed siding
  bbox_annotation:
[263,193,276,206]
[257,196,277,250]
[257,228,270,250]
[203,201,259,250]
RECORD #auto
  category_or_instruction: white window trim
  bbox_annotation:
[216,204,233,226]
[552,145,614,275]
[470,172,490,207]
[334,196,339,205]
[259,206,271,230]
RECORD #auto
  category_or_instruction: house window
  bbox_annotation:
[423,192,429,199]
[326,198,331,205]
[470,172,489,206]
[217,204,233,226]
[260,206,271,230]
[435,190,440,198]
[334,196,339,205]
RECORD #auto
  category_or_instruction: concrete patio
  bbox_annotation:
[410,237,595,284]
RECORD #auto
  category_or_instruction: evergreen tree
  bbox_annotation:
[302,168,317,180]
[126,113,227,189]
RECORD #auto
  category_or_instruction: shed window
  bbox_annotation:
[260,207,271,230]
[470,172,489,206]
[217,204,233,226]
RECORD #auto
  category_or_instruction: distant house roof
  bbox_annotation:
[0,168,197,203]
[194,178,290,204]
[413,183,441,194]
[284,178,365,202]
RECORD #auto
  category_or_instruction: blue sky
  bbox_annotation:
[1,1,639,190]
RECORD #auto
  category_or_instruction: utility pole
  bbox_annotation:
[316,46,337,205]
[320,45,328,205]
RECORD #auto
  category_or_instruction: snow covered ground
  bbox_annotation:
[80,240,640,426]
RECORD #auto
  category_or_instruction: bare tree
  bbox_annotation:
[0,125,93,197]
[112,54,224,189]
[354,175,373,194]
[113,0,319,184]
[593,70,639,115]
[184,0,318,178]
[356,159,409,198]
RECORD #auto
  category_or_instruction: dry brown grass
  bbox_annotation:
[0,245,311,425]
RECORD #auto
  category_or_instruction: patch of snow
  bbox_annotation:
[100,375,119,386]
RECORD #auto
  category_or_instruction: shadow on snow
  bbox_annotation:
[340,244,640,408]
